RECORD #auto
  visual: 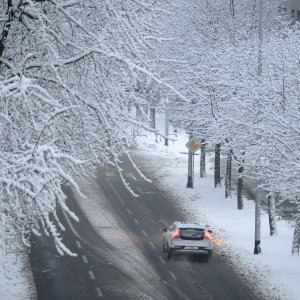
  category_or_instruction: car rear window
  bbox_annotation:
[179,228,204,240]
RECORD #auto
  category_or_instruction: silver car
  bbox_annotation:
[162,221,213,260]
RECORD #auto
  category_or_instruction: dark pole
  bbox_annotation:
[187,134,193,188]
[214,143,221,187]
[187,149,193,188]
[237,163,244,209]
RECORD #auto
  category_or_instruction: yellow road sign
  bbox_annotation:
[185,137,200,153]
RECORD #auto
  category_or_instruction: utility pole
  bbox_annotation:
[254,0,263,255]
[165,109,169,146]
[186,135,200,188]
[187,151,193,187]
[186,133,194,188]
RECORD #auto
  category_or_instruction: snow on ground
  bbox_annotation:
[0,223,36,300]
[133,113,300,300]
[1,112,299,300]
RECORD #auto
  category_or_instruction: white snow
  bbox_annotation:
[133,114,300,300]
[0,226,36,300]
[1,113,300,299]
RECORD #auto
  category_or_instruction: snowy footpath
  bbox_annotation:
[0,228,36,299]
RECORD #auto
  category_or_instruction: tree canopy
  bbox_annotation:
[0,0,169,254]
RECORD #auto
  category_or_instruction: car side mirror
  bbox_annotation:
[207,229,213,234]
[161,228,167,232]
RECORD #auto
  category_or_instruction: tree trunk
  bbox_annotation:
[135,106,142,136]
[164,109,169,146]
[237,163,244,209]
[267,192,278,236]
[225,150,232,198]
[149,108,156,129]
[292,215,300,255]
[200,139,206,178]
[144,105,148,116]
[214,143,221,187]
[0,1,13,61]
[136,106,142,120]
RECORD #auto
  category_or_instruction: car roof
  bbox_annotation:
[173,221,205,229]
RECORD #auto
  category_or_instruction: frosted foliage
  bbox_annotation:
[164,1,300,203]
[0,0,168,254]
[158,0,300,251]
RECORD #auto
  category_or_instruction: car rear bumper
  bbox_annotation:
[170,246,212,254]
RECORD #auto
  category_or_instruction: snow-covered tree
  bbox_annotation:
[166,0,300,251]
[0,0,170,254]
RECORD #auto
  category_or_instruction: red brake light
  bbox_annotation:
[204,230,212,240]
[171,228,180,239]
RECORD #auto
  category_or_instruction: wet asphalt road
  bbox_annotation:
[30,157,261,300]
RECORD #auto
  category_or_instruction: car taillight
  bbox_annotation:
[171,228,180,239]
[204,230,212,240]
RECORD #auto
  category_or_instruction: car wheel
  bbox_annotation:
[163,239,166,253]
[202,254,209,262]
[202,250,212,262]
[167,247,172,260]
[164,243,172,259]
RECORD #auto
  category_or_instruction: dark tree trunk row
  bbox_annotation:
[225,150,232,198]
[214,143,221,187]
[267,192,277,236]
[292,215,300,254]
[0,1,13,60]
[237,163,244,209]
[200,139,206,178]
[149,108,156,129]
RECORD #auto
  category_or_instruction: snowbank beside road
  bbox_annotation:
[0,226,36,300]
